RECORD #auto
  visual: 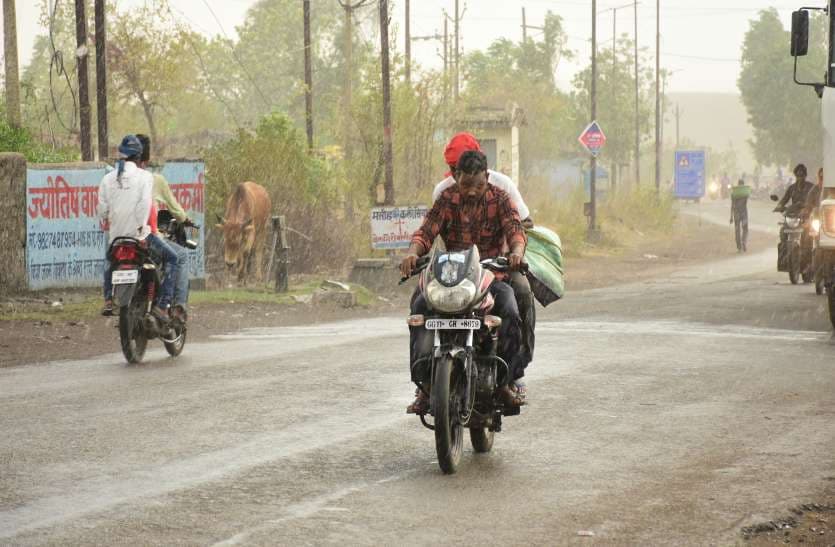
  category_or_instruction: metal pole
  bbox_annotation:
[675,102,680,148]
[590,0,598,236]
[2,0,21,128]
[654,0,661,194]
[612,7,618,190]
[303,0,314,151]
[454,0,460,102]
[380,0,395,205]
[522,7,527,42]
[443,15,449,99]
[634,0,640,187]
[75,0,92,161]
[405,0,411,85]
[94,0,108,160]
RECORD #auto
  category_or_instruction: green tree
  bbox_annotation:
[570,36,656,187]
[738,8,825,168]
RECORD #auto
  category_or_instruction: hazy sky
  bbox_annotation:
[2,0,803,94]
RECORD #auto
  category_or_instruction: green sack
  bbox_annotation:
[524,226,565,306]
[731,185,751,199]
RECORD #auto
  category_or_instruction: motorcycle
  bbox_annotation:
[771,195,813,284]
[401,238,523,474]
[108,211,199,363]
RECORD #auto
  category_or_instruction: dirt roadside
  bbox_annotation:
[0,214,773,368]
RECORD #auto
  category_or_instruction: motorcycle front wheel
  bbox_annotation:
[119,299,148,364]
[431,356,464,474]
[789,247,800,285]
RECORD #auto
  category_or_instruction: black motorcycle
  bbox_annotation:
[771,196,813,284]
[401,239,523,474]
[108,211,198,363]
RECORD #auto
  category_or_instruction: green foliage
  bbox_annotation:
[0,119,77,163]
[738,8,824,167]
[205,111,351,271]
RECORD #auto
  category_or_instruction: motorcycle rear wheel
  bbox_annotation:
[163,324,186,357]
[431,356,464,474]
[828,286,835,330]
[119,301,147,364]
[469,427,495,453]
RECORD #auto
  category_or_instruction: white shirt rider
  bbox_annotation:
[432,169,531,220]
[97,161,154,243]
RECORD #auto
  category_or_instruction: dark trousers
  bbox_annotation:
[734,215,748,251]
[409,280,525,385]
[509,270,535,367]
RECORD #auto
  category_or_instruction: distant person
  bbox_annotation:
[730,178,751,252]
[805,167,825,216]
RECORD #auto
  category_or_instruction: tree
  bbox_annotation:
[570,36,656,187]
[738,8,825,168]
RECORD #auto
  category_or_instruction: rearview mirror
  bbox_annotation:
[791,10,809,57]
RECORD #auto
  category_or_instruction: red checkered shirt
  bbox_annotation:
[411,186,526,258]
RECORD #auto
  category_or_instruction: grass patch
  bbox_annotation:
[0,299,100,322]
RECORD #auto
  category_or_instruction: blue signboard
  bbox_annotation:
[26,161,206,290]
[674,150,706,199]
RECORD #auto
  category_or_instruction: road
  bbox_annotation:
[2,200,835,545]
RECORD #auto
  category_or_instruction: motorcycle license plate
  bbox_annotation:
[112,269,139,285]
[425,318,481,330]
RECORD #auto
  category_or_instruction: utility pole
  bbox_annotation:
[675,103,681,148]
[303,0,314,151]
[522,7,527,42]
[443,16,449,98]
[454,0,460,102]
[590,0,598,237]
[94,0,108,160]
[654,0,661,194]
[634,0,640,187]
[338,0,371,161]
[2,0,21,128]
[75,0,92,161]
[379,0,394,204]
[405,0,411,85]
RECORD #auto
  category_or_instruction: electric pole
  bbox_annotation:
[444,16,449,99]
[654,0,661,194]
[379,0,394,205]
[521,7,545,45]
[405,0,411,85]
[2,0,21,128]
[675,103,681,148]
[303,0,314,151]
[94,0,108,160]
[75,0,92,161]
[590,0,598,237]
[634,0,640,187]
[454,0,460,102]
[338,0,371,161]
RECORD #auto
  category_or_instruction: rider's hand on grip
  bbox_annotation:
[400,254,418,279]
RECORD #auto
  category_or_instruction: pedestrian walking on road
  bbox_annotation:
[731,178,751,252]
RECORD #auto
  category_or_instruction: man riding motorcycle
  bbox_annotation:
[401,150,528,413]
[136,134,192,321]
[432,133,536,390]
[774,163,816,279]
[97,135,179,321]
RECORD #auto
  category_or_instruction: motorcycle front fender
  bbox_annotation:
[113,283,139,307]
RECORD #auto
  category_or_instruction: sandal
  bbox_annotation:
[497,384,527,408]
[101,300,114,317]
[513,381,527,400]
[406,388,430,414]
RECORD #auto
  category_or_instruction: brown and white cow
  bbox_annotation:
[215,182,272,284]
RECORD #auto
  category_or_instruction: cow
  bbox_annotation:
[215,182,272,285]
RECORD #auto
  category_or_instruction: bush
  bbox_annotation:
[205,112,354,272]
[0,119,78,163]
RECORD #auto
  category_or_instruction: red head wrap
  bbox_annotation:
[444,132,481,175]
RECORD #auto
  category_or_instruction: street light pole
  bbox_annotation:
[590,0,598,237]
[654,0,661,194]
[634,0,640,187]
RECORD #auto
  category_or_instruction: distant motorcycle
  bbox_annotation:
[108,211,198,363]
[400,239,524,474]
[771,195,813,284]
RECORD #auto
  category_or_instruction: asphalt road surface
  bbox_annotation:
[2,200,834,545]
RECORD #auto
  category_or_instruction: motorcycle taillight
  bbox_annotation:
[113,245,138,262]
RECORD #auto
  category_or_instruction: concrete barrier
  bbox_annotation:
[0,153,27,294]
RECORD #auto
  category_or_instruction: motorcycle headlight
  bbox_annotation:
[425,278,477,313]
[812,218,821,233]
[709,182,719,193]
[786,217,801,229]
